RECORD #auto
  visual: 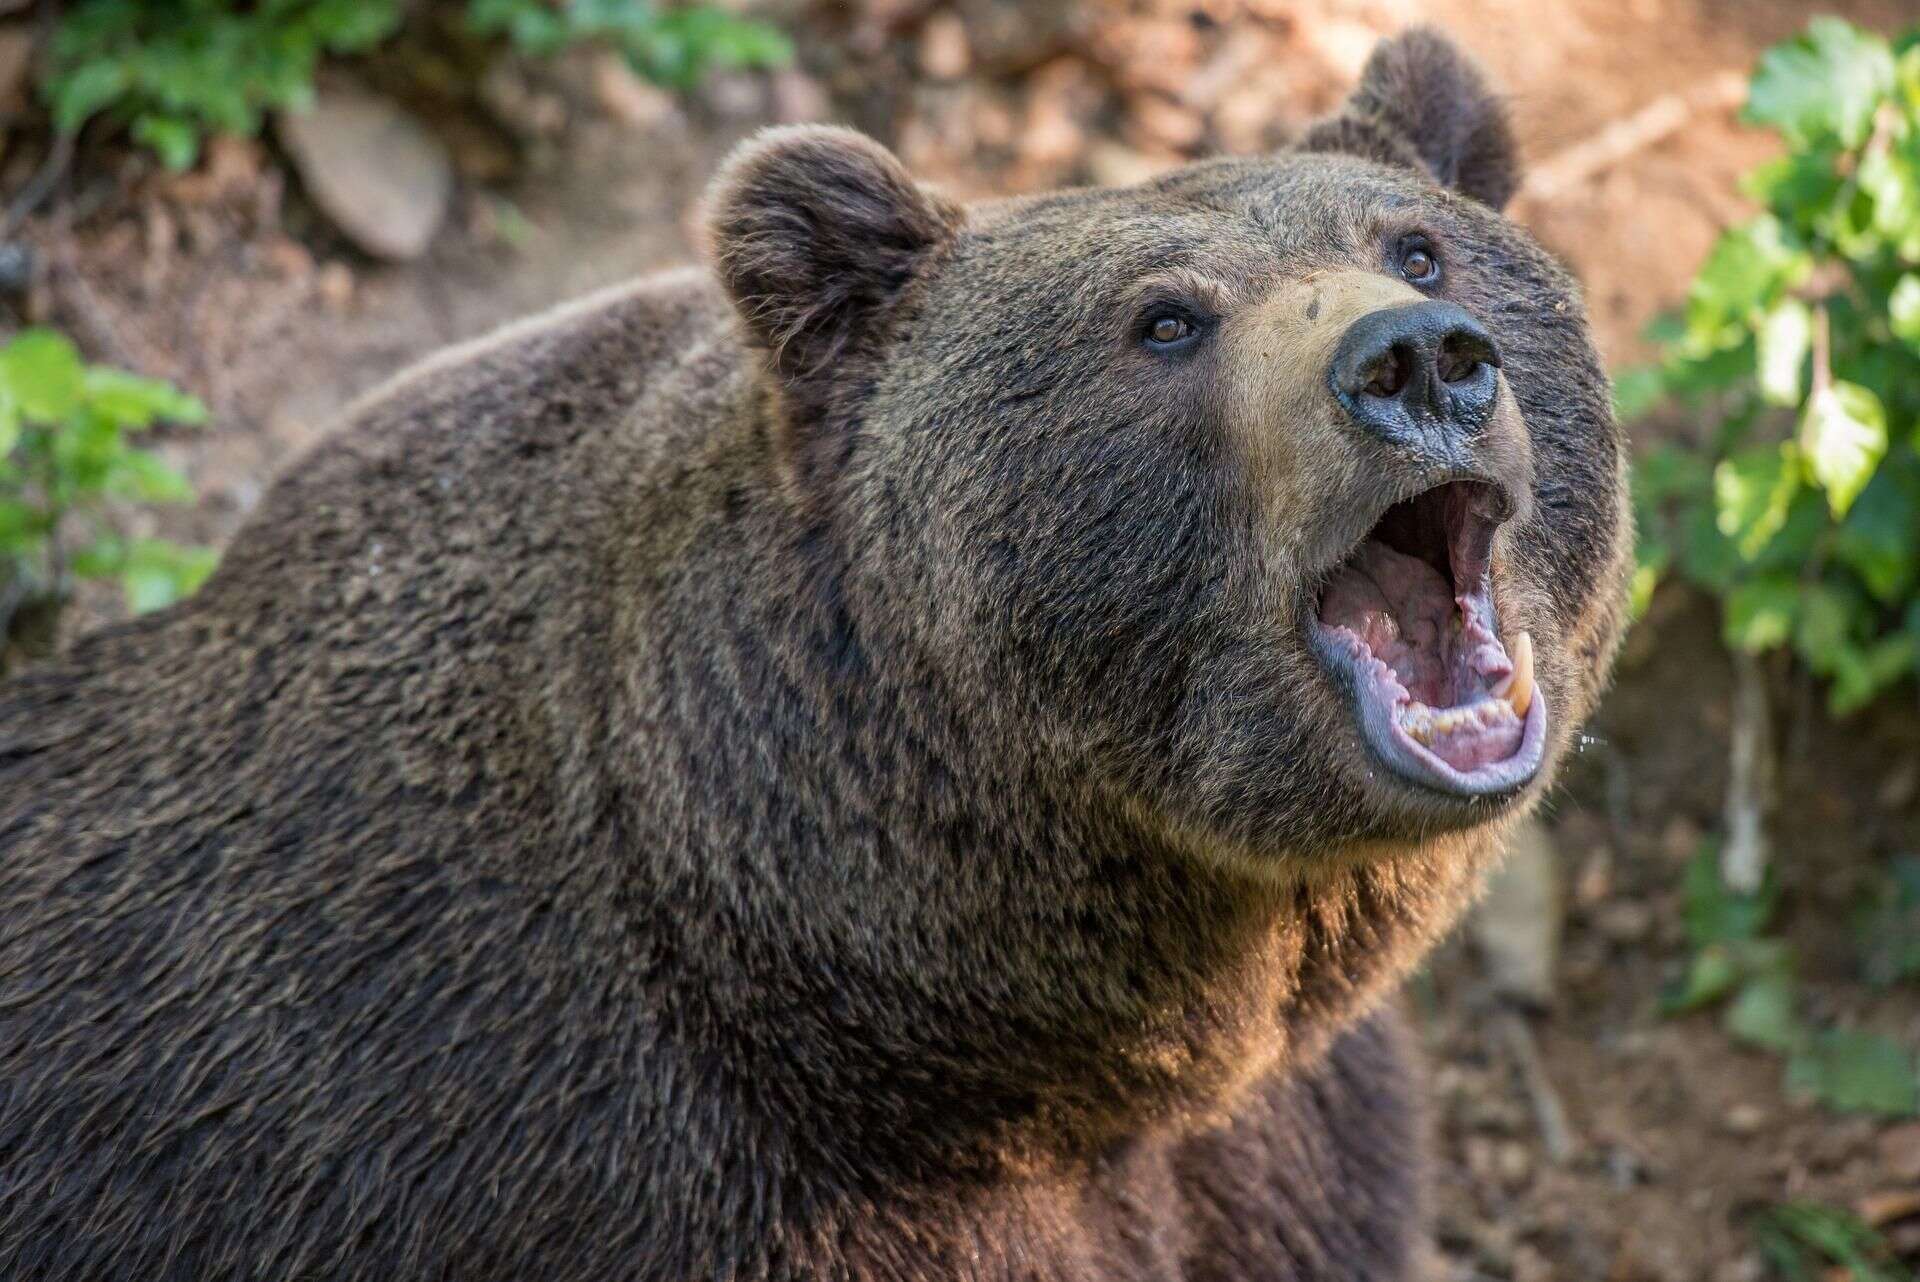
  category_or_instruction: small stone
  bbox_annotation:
[276,79,452,261]
[917,12,971,80]
[1596,900,1653,943]
[1573,845,1613,907]
[1877,1120,1920,1181]
[1512,1244,1552,1282]
[1659,815,1703,863]
[1497,1140,1534,1188]
[1858,1188,1920,1228]
[1126,95,1205,152]
[1471,817,1561,1007]
[1085,143,1178,188]
[1722,1103,1766,1135]
[316,262,355,313]
[771,69,829,124]
[592,52,675,128]
[700,71,765,120]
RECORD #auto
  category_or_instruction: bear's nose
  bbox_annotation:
[1329,301,1501,455]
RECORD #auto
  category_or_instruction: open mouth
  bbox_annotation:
[1311,479,1546,797]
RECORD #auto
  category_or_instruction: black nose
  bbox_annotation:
[1329,301,1501,453]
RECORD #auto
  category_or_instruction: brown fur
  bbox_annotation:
[0,29,1627,1281]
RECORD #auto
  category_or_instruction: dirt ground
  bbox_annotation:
[7,1,1920,1278]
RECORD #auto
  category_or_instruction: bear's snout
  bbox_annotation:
[1329,301,1502,463]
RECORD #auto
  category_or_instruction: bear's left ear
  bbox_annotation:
[1300,27,1519,211]
[706,125,961,424]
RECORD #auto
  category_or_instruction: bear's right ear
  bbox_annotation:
[1299,27,1519,211]
[706,126,961,434]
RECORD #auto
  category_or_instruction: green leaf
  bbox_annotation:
[1612,365,1667,422]
[1891,274,1920,348]
[1836,464,1920,602]
[131,112,201,172]
[1724,576,1801,652]
[1755,298,1811,406]
[1744,17,1896,149]
[45,60,130,132]
[1725,971,1802,1052]
[1683,216,1810,352]
[1829,633,1919,716]
[1785,1029,1918,1115]
[1791,580,1856,674]
[1714,444,1801,560]
[105,450,195,503]
[119,538,216,614]
[0,329,86,423]
[1683,843,1777,944]
[1663,944,1743,1013]
[83,366,207,428]
[1799,380,1888,516]
[68,534,126,580]
[1755,1202,1905,1282]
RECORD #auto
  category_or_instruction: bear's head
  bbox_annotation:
[707,28,1629,880]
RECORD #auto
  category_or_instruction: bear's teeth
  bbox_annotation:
[1492,631,1534,717]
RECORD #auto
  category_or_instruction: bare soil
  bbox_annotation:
[7,1,1920,1277]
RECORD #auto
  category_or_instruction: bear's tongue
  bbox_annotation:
[1317,540,1531,772]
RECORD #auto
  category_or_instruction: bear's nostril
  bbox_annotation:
[1437,343,1479,385]
[1364,347,1410,399]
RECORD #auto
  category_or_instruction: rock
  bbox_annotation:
[1125,95,1205,153]
[1471,816,1562,1007]
[1878,1120,1920,1181]
[1722,1103,1766,1135]
[700,71,766,120]
[276,80,451,261]
[591,52,675,128]
[1659,814,1703,863]
[1858,1188,1920,1228]
[1085,142,1178,188]
[1596,900,1653,944]
[1573,845,1613,907]
[918,12,971,80]
[771,69,830,124]
[1497,1139,1534,1188]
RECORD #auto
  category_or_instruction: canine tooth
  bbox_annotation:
[1499,631,1535,717]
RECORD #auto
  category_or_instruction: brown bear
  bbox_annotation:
[0,27,1629,1282]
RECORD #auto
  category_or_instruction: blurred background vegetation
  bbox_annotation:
[1,2,1918,1278]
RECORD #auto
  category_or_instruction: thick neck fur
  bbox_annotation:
[594,355,1503,1189]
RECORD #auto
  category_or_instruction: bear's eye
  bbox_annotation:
[1142,309,1199,351]
[1398,239,1441,286]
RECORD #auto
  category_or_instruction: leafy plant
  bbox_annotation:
[39,1,791,171]
[1664,843,1918,1117]
[0,329,215,661]
[1753,1201,1907,1282]
[43,0,405,170]
[1628,17,1920,717]
[1858,854,1920,986]
[467,0,791,91]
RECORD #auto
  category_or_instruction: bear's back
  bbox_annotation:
[0,269,773,1280]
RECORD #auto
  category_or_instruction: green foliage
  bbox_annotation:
[1753,1201,1906,1282]
[1629,17,1920,718]
[1857,855,1920,986]
[43,0,405,170]
[41,1,791,170]
[0,329,215,626]
[467,0,791,91]
[1663,844,1920,1118]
